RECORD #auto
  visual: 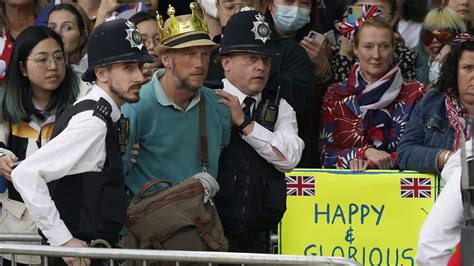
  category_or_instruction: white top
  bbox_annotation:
[416,140,468,265]
[11,85,121,246]
[222,79,304,173]
[398,20,422,49]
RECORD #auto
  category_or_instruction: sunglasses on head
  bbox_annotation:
[422,28,458,46]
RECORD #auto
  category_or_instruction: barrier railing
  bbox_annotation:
[0,233,41,242]
[0,238,361,265]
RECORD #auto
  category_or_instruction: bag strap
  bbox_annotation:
[199,97,209,170]
[147,217,222,251]
[138,179,172,198]
[194,217,221,251]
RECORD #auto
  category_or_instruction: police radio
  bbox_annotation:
[258,85,281,132]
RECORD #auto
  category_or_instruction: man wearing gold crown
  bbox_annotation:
[121,3,231,199]
[214,9,304,253]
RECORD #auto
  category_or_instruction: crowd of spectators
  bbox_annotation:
[0,0,473,264]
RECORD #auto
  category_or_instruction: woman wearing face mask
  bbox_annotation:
[416,7,466,85]
[320,18,425,171]
[0,26,79,266]
[268,0,331,85]
[398,33,474,175]
[428,43,451,86]
[265,0,333,167]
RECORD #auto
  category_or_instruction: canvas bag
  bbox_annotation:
[125,99,228,251]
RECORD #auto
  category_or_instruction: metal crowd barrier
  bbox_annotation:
[0,234,42,242]
[0,234,361,266]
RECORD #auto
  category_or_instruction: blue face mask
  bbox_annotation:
[272,4,311,33]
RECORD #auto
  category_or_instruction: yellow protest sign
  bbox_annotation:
[278,169,439,265]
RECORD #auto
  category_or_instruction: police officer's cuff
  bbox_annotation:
[237,116,252,132]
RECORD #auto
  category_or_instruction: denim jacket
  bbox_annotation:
[397,90,455,174]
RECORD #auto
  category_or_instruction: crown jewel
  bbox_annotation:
[156,2,209,44]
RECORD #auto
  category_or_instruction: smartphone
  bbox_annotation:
[308,30,326,45]
[346,5,363,25]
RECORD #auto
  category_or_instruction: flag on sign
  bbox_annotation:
[286,176,315,196]
[400,177,431,198]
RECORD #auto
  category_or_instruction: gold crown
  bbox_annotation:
[156,2,209,44]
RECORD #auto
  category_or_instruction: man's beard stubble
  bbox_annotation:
[109,83,140,104]
[171,61,201,94]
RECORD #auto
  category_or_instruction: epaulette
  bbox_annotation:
[93,98,113,123]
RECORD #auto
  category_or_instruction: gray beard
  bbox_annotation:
[172,75,200,94]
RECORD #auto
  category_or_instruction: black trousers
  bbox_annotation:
[225,230,271,253]
[2,258,30,266]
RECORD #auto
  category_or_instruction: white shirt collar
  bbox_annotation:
[80,85,122,122]
[222,79,262,106]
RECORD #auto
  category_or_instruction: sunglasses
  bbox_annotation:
[422,28,458,46]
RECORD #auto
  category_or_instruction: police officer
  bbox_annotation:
[214,9,304,253]
[11,17,153,265]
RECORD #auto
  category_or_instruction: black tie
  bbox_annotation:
[243,97,255,118]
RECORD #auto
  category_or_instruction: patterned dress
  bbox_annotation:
[320,65,426,169]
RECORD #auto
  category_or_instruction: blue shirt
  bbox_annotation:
[122,69,232,195]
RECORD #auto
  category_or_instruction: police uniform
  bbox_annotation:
[11,18,153,248]
[215,10,304,253]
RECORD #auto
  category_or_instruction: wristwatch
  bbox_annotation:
[237,116,252,132]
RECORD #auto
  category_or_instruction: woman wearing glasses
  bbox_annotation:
[416,7,466,85]
[129,11,162,81]
[320,18,425,171]
[0,26,79,266]
[398,33,474,175]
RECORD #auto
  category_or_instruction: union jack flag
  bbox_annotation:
[400,178,431,198]
[286,176,315,196]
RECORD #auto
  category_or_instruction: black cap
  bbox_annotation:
[82,18,154,82]
[220,9,275,57]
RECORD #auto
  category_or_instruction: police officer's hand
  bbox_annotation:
[0,149,17,181]
[61,237,91,266]
[215,89,245,126]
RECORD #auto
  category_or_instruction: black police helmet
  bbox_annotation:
[82,18,154,82]
[220,9,275,57]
